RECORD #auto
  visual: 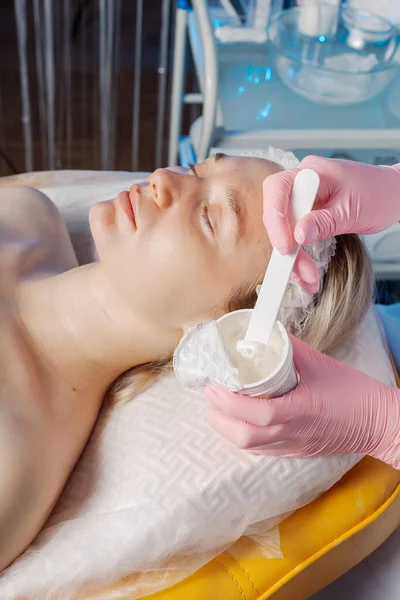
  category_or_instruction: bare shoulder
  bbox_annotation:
[0,185,78,278]
[0,185,62,230]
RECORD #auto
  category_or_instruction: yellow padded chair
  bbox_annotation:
[81,457,400,600]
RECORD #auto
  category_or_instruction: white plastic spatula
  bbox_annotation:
[243,169,320,347]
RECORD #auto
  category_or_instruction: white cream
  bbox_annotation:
[217,312,283,385]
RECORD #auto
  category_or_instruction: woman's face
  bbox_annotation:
[90,154,281,332]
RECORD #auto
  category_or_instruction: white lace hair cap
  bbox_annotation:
[237,148,337,336]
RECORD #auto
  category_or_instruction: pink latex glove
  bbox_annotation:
[263,156,400,291]
[205,336,400,469]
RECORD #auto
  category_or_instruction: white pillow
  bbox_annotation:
[0,171,395,600]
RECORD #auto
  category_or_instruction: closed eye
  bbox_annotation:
[189,163,200,179]
[188,163,213,235]
[201,204,213,234]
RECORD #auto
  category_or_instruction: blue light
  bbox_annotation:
[319,35,326,42]
[256,102,272,121]
[264,67,272,82]
[238,86,245,95]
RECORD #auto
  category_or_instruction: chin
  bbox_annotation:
[88,201,116,257]
[89,200,116,232]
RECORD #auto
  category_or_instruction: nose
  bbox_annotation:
[150,168,176,210]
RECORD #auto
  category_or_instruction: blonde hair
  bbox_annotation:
[106,234,373,404]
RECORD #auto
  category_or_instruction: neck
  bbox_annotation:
[17,263,178,400]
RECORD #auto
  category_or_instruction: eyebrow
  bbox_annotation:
[214,152,226,163]
[226,186,244,243]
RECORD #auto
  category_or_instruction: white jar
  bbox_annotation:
[216,309,299,399]
[173,308,299,399]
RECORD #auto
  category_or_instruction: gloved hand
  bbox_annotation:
[263,156,400,290]
[205,335,400,469]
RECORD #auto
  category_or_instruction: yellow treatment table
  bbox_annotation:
[78,457,400,600]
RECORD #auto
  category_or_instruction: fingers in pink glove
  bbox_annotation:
[264,156,400,251]
[262,156,342,250]
[292,248,320,294]
[262,170,320,293]
[290,156,400,245]
[291,155,342,245]
[207,407,288,450]
[294,206,344,246]
[262,167,298,254]
[205,385,292,426]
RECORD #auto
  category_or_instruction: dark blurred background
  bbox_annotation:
[0,0,200,175]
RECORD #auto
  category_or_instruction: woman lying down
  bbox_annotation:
[0,152,372,572]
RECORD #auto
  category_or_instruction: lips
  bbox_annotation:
[129,186,139,222]
[118,190,136,228]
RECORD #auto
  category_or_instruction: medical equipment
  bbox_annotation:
[211,0,283,43]
[169,0,400,165]
[269,4,399,105]
[346,0,400,29]
[362,225,400,279]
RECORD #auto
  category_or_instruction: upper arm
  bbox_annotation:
[0,439,31,571]
[0,314,63,573]
[0,185,78,277]
[0,412,45,572]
